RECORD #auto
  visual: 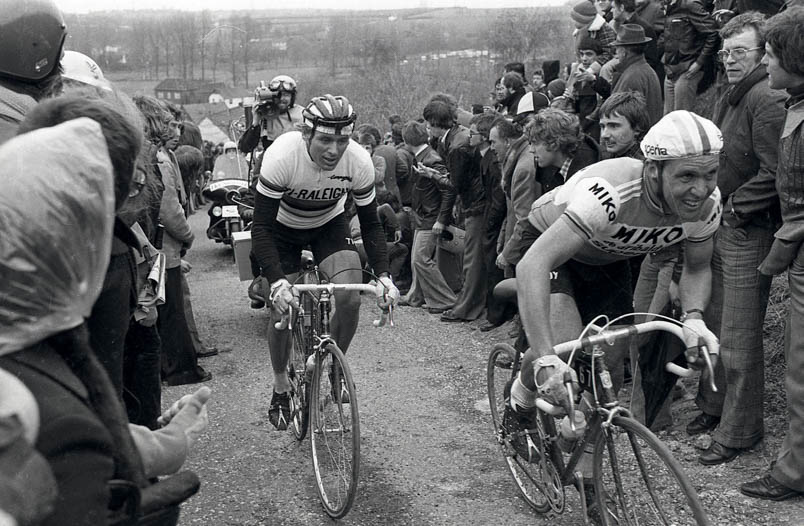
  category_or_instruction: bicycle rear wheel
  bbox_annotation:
[487,343,557,513]
[593,415,709,526]
[309,342,360,518]
[288,314,310,441]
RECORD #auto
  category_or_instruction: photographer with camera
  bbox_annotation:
[238,75,303,161]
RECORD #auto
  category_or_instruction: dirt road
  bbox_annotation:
[174,209,804,526]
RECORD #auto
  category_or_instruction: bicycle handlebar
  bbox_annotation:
[557,320,716,390]
[273,282,395,329]
[537,320,718,418]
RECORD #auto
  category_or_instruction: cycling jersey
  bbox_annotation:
[527,157,722,265]
[256,131,376,230]
[252,131,388,283]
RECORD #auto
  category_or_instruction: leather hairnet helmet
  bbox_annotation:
[61,50,112,91]
[302,94,357,135]
[0,0,67,82]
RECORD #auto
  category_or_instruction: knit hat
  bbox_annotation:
[571,0,597,26]
[547,79,567,100]
[640,111,723,160]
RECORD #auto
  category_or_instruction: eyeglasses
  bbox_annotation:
[717,46,763,62]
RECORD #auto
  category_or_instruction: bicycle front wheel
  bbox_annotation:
[487,343,558,514]
[593,415,709,526]
[288,315,310,441]
[309,342,360,518]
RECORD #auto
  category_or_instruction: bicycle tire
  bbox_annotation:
[593,415,710,526]
[310,342,360,518]
[487,343,555,513]
[288,315,310,441]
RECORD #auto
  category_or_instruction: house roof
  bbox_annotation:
[154,78,216,92]
[182,102,245,138]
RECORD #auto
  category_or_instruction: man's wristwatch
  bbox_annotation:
[680,308,704,322]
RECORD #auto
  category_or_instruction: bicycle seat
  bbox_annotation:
[493,278,518,302]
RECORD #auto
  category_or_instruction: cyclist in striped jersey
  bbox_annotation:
[251,95,399,430]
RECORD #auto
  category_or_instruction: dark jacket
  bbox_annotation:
[480,147,506,239]
[612,54,664,126]
[636,0,666,35]
[662,0,719,78]
[411,145,453,230]
[712,64,786,228]
[395,145,415,207]
[0,347,115,526]
[435,124,472,222]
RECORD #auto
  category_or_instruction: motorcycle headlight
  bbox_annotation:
[212,206,222,217]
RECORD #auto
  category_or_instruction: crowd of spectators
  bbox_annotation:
[2,0,804,524]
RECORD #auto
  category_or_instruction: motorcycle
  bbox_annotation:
[202,178,251,246]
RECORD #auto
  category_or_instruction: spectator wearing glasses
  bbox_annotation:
[687,12,786,466]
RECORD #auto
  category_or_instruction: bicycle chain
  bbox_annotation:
[535,416,566,515]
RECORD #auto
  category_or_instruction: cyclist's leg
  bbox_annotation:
[310,215,363,354]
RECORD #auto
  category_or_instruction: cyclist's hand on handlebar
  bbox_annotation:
[682,318,719,370]
[533,354,580,415]
[375,275,399,311]
[269,279,298,316]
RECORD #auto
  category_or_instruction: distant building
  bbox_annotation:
[154,78,227,105]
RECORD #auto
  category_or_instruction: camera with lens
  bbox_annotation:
[254,83,281,114]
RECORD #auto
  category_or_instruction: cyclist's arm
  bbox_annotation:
[356,199,390,277]
[516,218,586,360]
[678,236,714,314]
[251,192,285,283]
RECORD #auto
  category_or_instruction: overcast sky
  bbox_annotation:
[55,0,566,14]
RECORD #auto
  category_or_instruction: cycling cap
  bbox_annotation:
[61,50,112,91]
[268,74,296,93]
[640,110,722,160]
[514,91,550,123]
[0,0,66,82]
[302,94,357,135]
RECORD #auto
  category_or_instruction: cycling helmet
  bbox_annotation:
[0,0,67,82]
[61,50,112,91]
[641,111,723,161]
[302,94,357,135]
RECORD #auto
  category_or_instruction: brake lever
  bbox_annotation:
[564,371,576,432]
[700,342,718,393]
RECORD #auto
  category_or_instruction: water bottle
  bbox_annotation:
[557,410,587,453]
[304,354,316,383]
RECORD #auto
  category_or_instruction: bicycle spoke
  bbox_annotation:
[594,416,709,526]
[310,345,359,519]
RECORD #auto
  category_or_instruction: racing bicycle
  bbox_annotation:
[282,262,393,518]
[487,281,715,525]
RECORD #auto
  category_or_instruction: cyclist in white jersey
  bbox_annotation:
[251,95,400,430]
[505,110,723,518]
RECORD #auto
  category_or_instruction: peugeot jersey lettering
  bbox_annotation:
[528,158,722,266]
[256,131,376,229]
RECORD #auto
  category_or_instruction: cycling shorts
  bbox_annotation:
[273,213,358,275]
[550,257,633,325]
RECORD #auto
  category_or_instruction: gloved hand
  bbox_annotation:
[682,318,719,370]
[269,278,296,315]
[533,354,579,414]
[375,275,399,311]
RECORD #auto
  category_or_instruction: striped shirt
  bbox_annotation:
[528,157,722,265]
[256,131,376,229]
